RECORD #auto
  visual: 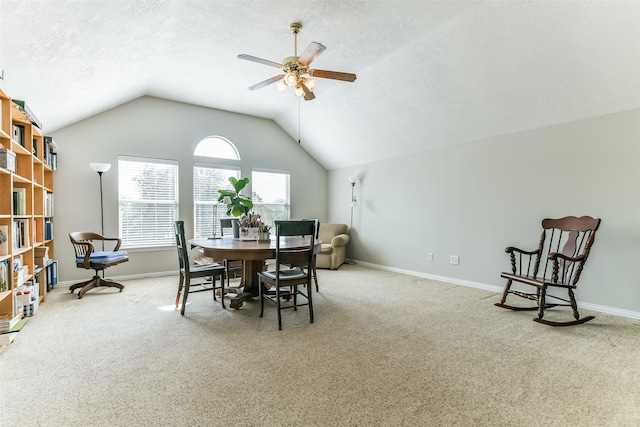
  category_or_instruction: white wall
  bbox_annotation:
[51,96,327,281]
[329,109,640,315]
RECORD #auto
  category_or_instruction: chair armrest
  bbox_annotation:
[331,234,350,247]
[101,236,122,251]
[505,246,539,256]
[75,241,95,269]
[548,252,585,263]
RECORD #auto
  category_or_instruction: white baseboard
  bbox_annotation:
[355,260,640,321]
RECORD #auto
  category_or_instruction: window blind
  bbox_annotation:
[118,157,178,247]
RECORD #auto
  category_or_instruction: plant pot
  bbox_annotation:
[232,219,240,238]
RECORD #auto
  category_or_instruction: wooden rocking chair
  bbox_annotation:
[495,216,601,326]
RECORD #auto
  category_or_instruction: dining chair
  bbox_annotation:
[219,218,243,285]
[174,220,226,315]
[284,218,320,291]
[258,220,316,330]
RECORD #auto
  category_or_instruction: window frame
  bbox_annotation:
[193,164,241,238]
[118,155,179,248]
[251,168,291,226]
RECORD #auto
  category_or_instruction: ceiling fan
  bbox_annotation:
[238,23,357,101]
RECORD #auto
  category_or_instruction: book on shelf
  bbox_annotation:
[12,188,27,215]
[44,218,53,241]
[46,260,58,288]
[0,225,8,256]
[44,192,54,216]
[0,313,21,332]
[12,124,25,147]
[12,219,30,249]
[43,136,57,170]
[0,259,8,292]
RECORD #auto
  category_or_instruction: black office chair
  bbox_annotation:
[174,220,226,315]
[258,220,316,330]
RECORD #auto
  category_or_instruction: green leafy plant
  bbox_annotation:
[218,177,253,217]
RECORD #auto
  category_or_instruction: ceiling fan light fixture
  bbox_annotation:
[305,78,316,91]
[294,85,304,97]
[277,80,286,92]
[284,72,298,86]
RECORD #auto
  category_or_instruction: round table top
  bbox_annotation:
[190,236,318,260]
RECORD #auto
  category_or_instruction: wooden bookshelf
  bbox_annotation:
[0,86,56,347]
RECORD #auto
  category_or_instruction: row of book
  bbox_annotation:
[44,192,54,216]
[12,188,27,215]
[9,190,55,217]
[0,219,53,254]
[43,136,57,170]
[12,220,30,249]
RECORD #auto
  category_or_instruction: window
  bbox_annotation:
[193,166,240,238]
[118,156,178,247]
[194,136,240,160]
[251,170,290,226]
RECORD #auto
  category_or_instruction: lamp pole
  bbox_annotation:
[212,201,220,239]
[346,178,357,265]
[89,163,111,251]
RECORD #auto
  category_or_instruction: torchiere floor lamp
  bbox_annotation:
[345,176,357,264]
[89,162,111,251]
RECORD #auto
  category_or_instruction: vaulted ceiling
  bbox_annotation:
[1,1,638,170]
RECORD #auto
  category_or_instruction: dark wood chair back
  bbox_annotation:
[497,215,601,326]
[509,216,601,286]
[173,220,226,314]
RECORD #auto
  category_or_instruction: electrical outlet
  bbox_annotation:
[428,252,433,261]
[450,255,459,265]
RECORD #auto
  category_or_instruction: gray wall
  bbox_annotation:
[51,96,327,281]
[329,109,640,316]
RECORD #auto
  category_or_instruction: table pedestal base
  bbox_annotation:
[228,259,265,309]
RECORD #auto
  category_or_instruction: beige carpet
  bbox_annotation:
[1,265,639,426]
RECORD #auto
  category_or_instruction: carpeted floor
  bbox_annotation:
[1,264,639,426]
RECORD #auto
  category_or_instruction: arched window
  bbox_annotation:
[194,136,240,160]
[193,136,241,238]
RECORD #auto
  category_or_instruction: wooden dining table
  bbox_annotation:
[190,236,320,309]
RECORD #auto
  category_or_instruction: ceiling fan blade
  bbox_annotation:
[300,82,316,101]
[238,54,282,69]
[297,42,326,66]
[248,75,285,91]
[309,69,357,82]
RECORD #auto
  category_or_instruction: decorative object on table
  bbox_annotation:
[218,177,253,238]
[89,162,111,251]
[238,22,357,101]
[345,176,357,264]
[237,211,271,241]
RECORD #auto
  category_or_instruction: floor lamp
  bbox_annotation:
[211,201,221,239]
[345,176,357,265]
[89,162,111,251]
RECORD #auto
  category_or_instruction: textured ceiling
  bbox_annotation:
[1,1,639,170]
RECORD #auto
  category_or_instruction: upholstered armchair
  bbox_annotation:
[315,223,350,270]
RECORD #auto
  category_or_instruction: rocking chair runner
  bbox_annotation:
[495,216,601,326]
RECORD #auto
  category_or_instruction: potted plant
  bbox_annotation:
[218,177,253,237]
